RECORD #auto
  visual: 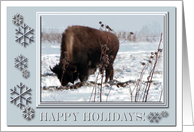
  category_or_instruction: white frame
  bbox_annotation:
[36,12,169,108]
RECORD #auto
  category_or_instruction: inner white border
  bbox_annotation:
[36,12,168,108]
[1,1,182,132]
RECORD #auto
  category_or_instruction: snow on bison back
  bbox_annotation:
[50,25,119,86]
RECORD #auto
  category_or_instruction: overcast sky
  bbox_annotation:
[41,14,163,33]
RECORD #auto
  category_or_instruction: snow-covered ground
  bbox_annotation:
[41,41,163,102]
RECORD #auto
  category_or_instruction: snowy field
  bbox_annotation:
[41,41,163,102]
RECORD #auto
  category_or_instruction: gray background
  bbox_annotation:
[7,6,176,126]
[1,0,194,132]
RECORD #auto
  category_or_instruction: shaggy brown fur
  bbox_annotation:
[50,25,119,86]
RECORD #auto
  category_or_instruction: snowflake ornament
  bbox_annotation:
[22,106,35,120]
[14,54,28,71]
[12,13,23,26]
[22,69,30,79]
[10,82,31,109]
[160,111,169,118]
[15,23,34,47]
[147,112,162,123]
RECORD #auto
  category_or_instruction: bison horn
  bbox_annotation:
[49,66,54,72]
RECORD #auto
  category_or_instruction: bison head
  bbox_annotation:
[50,64,78,86]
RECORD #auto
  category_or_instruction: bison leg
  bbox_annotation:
[79,73,88,82]
[78,65,89,83]
[105,64,114,83]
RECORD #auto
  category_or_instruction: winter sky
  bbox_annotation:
[41,14,164,33]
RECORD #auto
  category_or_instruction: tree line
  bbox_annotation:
[41,28,161,43]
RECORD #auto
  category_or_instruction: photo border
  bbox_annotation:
[36,12,169,108]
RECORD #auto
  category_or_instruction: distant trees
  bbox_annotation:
[41,25,161,43]
[41,28,61,43]
[136,25,160,42]
[115,31,136,42]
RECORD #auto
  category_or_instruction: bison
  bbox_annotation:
[50,25,119,86]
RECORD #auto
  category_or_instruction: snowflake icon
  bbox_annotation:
[147,112,162,123]
[160,111,169,118]
[10,82,31,109]
[12,13,23,26]
[15,23,34,47]
[22,106,35,120]
[14,54,28,71]
[22,69,30,79]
